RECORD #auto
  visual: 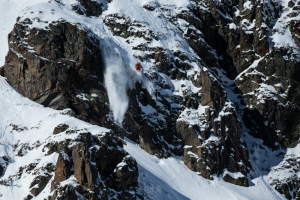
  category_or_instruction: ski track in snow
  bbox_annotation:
[0,0,294,199]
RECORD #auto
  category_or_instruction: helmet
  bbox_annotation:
[136,62,140,65]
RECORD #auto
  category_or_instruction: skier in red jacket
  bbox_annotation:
[135,62,143,70]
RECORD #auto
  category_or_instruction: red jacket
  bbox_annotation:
[135,62,143,70]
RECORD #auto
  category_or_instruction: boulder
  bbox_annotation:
[53,124,69,135]
[51,153,73,191]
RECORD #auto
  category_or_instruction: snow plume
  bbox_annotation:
[102,42,156,123]
[102,46,131,123]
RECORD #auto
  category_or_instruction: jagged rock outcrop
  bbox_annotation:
[177,70,250,184]
[185,0,300,196]
[30,172,53,196]
[51,153,72,190]
[2,19,110,126]
[72,0,107,17]
[122,81,182,157]
[0,156,10,178]
[49,131,138,199]
[52,123,69,135]
[188,0,300,152]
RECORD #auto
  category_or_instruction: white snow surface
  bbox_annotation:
[0,0,296,199]
[125,139,284,200]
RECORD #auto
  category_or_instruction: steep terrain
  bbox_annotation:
[0,0,300,199]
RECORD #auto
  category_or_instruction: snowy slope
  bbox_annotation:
[125,139,284,200]
[0,75,284,199]
[0,0,298,199]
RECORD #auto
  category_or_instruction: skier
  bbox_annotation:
[135,62,143,71]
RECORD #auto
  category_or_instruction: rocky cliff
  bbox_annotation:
[1,0,300,199]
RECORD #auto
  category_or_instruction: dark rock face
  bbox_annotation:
[30,174,52,196]
[72,0,107,17]
[0,156,10,178]
[237,49,300,149]
[184,0,300,196]
[114,155,138,191]
[23,163,56,197]
[223,173,249,187]
[177,70,249,183]
[51,153,72,190]
[50,131,139,199]
[199,70,226,111]
[188,0,300,152]
[2,19,110,126]
[122,82,182,157]
[51,184,79,200]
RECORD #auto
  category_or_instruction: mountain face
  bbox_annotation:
[1,0,300,199]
